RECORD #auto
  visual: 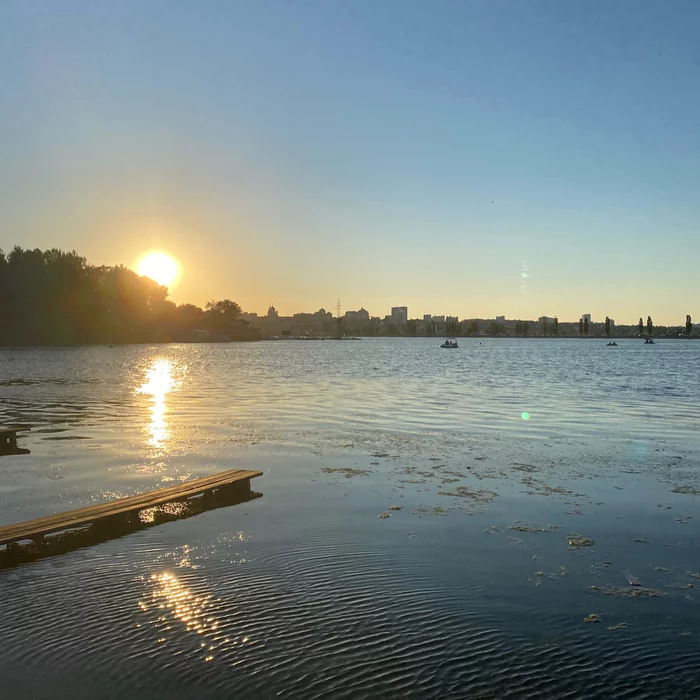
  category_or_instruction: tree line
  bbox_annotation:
[0,247,247,345]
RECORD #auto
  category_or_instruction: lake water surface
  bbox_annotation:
[1,338,699,698]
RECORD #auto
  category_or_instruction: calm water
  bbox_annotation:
[1,338,700,699]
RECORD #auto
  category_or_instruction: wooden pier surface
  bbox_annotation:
[0,468,262,546]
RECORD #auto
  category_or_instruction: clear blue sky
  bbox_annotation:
[1,0,698,324]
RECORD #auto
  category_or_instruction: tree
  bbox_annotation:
[686,314,693,337]
[583,316,589,336]
[406,319,417,336]
[605,316,611,337]
[647,315,653,337]
[553,317,558,335]
[638,318,644,336]
[204,299,242,335]
[579,318,583,336]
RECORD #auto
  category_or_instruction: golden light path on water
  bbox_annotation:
[136,358,180,450]
[138,534,253,663]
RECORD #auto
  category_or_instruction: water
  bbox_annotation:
[1,338,699,698]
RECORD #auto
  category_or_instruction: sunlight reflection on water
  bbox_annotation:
[136,358,183,451]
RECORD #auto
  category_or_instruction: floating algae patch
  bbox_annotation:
[378,513,391,519]
[520,477,586,498]
[411,505,447,517]
[608,623,628,631]
[389,505,403,511]
[321,467,370,478]
[438,486,497,503]
[483,525,500,535]
[671,486,700,495]
[568,534,595,549]
[584,613,602,624]
[509,524,556,534]
[590,586,663,598]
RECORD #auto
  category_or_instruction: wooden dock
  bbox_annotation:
[0,468,262,547]
[0,427,28,449]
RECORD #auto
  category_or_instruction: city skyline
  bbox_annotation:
[245,302,690,330]
[1,1,699,325]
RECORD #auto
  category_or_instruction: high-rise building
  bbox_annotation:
[391,306,408,325]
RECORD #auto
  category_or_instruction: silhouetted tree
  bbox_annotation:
[406,320,417,336]
[0,246,255,345]
[605,316,611,337]
[638,318,644,336]
[583,317,589,335]
[686,314,693,337]
[647,315,653,337]
[553,317,559,335]
[579,318,584,336]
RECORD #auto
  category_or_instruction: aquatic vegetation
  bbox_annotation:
[438,486,497,502]
[509,524,556,533]
[568,534,595,549]
[378,513,391,519]
[608,623,628,631]
[389,505,403,511]
[671,486,700,495]
[321,467,370,478]
[590,585,663,598]
[584,613,602,623]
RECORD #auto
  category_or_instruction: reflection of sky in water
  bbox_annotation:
[136,359,180,451]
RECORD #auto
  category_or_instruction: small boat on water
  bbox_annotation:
[606,342,617,347]
[644,338,655,344]
[441,338,459,349]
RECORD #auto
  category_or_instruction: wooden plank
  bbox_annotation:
[0,469,262,546]
[0,427,28,435]
[0,470,251,536]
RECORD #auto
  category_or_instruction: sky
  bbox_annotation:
[1,0,699,325]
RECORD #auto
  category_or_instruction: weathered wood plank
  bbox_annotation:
[0,469,262,546]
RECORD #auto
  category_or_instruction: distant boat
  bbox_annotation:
[644,338,656,344]
[606,342,617,347]
[441,338,459,349]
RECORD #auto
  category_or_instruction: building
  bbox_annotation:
[391,306,408,325]
[345,308,370,322]
[496,315,506,323]
[423,314,432,322]
[538,316,556,323]
[581,314,592,323]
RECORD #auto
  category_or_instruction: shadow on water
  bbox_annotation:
[0,445,31,456]
[0,483,261,570]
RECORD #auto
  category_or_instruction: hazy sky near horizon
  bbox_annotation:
[1,0,698,324]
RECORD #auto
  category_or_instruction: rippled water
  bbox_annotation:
[1,339,700,698]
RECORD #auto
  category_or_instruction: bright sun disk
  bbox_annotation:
[137,251,179,287]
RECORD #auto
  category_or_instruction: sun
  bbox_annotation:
[136,251,179,287]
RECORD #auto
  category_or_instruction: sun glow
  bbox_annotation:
[137,251,179,287]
